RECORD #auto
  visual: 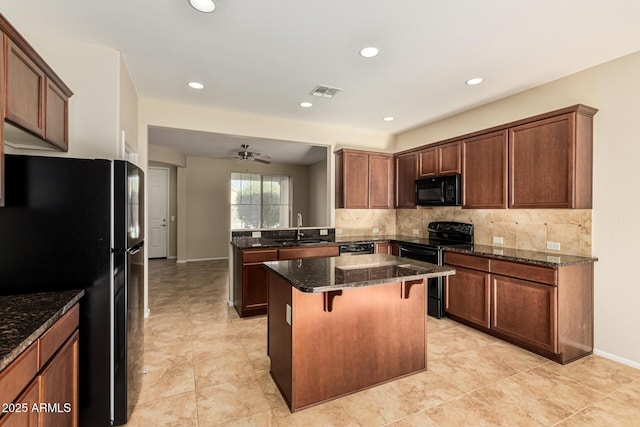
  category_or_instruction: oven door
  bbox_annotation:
[398,243,445,318]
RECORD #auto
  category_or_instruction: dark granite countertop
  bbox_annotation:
[0,290,84,371]
[445,244,598,267]
[231,235,339,249]
[264,253,455,293]
[232,234,597,267]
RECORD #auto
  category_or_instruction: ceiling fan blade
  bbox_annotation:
[254,157,271,164]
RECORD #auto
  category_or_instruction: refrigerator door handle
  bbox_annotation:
[126,241,144,255]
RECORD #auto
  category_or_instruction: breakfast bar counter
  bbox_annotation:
[264,254,454,412]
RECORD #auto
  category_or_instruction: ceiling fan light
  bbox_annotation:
[189,0,216,13]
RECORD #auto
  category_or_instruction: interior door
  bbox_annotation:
[148,167,168,258]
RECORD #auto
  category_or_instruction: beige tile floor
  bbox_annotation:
[126,259,640,426]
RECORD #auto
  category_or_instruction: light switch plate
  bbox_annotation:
[319,229,328,236]
[547,241,561,251]
[493,236,504,244]
[336,229,343,235]
[286,304,292,326]
[170,215,176,221]
[251,231,261,238]
[412,229,420,235]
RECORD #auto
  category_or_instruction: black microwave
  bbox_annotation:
[415,174,462,206]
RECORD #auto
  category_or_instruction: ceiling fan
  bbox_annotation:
[227,144,272,164]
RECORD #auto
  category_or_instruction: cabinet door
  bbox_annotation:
[368,154,393,208]
[343,151,370,208]
[0,379,39,427]
[39,331,78,427]
[5,38,45,137]
[45,79,69,151]
[509,113,574,208]
[418,148,437,177]
[374,242,391,254]
[491,274,558,353]
[438,141,461,175]
[444,266,490,329]
[394,152,418,208]
[462,130,508,209]
[243,264,270,311]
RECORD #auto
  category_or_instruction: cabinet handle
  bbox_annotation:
[323,290,343,312]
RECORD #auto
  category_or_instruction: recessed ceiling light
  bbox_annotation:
[465,77,484,86]
[299,102,313,108]
[383,116,395,121]
[359,47,380,58]
[188,81,204,89]
[189,0,215,13]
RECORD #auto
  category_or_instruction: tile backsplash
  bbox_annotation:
[336,208,592,256]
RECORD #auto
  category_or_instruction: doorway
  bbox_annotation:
[148,167,169,258]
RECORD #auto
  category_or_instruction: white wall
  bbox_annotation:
[396,51,640,367]
[4,34,121,160]
[308,158,329,226]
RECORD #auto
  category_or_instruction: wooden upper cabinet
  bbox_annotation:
[45,78,70,150]
[4,37,46,137]
[418,141,461,178]
[394,151,418,209]
[335,149,393,209]
[368,153,393,208]
[418,147,437,177]
[462,130,508,209]
[438,141,461,175]
[509,107,596,209]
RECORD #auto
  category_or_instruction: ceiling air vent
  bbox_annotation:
[310,84,343,98]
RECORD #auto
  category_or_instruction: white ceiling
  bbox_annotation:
[2,1,640,163]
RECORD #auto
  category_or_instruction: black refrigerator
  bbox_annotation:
[0,154,145,426]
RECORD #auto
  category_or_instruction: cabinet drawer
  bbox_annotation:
[445,252,490,271]
[278,245,340,260]
[0,342,37,407]
[242,249,278,264]
[38,304,79,370]
[491,260,557,286]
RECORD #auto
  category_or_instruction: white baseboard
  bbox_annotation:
[167,256,177,259]
[593,348,640,370]
[185,257,229,263]
[227,300,234,307]
[175,257,228,264]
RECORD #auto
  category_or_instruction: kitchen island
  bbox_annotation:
[264,254,455,412]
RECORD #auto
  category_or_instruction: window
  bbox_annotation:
[231,173,291,229]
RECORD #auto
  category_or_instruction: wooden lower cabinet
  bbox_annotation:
[444,266,490,329]
[234,244,340,317]
[0,305,79,426]
[444,250,593,364]
[234,247,278,317]
[268,271,426,411]
[491,275,557,353]
[38,331,78,427]
[0,379,38,427]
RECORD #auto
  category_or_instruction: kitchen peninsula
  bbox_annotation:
[264,254,454,412]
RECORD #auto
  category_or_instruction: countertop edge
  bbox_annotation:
[294,270,456,293]
[0,290,84,372]
[444,246,598,267]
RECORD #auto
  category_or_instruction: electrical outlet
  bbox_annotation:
[251,231,261,238]
[493,236,504,244]
[286,304,292,326]
[170,215,176,221]
[319,229,328,236]
[547,241,561,251]
[335,229,343,235]
[372,228,380,234]
[412,229,420,235]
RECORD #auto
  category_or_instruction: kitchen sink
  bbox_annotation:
[273,238,332,246]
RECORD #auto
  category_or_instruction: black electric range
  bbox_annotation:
[398,221,474,318]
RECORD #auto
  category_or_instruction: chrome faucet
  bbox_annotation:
[296,213,304,240]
